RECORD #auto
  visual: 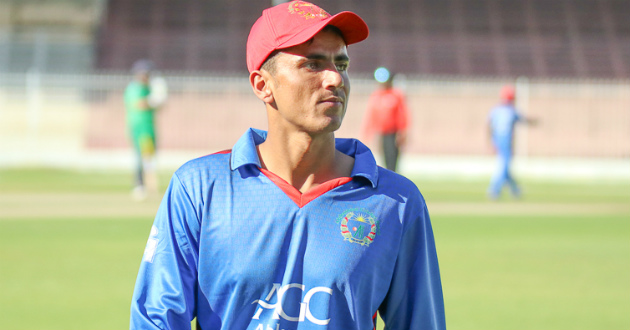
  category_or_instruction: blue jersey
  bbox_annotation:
[488,103,522,151]
[130,128,445,330]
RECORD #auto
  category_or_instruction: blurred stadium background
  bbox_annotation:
[0,0,629,179]
[0,1,629,330]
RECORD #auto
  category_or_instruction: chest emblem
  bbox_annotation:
[337,209,379,246]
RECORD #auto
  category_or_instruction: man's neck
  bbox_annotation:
[257,131,354,193]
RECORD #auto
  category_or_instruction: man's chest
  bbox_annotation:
[197,182,403,294]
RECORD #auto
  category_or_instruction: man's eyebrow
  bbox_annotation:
[335,54,350,62]
[305,53,350,62]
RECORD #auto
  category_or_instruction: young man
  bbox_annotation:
[130,2,445,329]
[361,67,410,172]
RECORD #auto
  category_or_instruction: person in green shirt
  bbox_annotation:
[125,59,159,200]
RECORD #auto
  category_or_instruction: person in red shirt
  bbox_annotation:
[361,67,410,172]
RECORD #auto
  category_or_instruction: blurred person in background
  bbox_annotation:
[129,1,445,330]
[125,59,164,200]
[361,67,410,172]
[487,84,536,200]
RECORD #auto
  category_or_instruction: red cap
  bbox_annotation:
[246,1,369,73]
[500,85,516,102]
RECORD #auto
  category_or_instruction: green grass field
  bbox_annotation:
[1,168,629,330]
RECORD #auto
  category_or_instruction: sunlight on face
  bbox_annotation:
[266,29,351,136]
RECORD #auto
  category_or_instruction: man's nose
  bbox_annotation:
[323,67,344,89]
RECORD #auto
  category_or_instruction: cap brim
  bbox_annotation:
[327,11,370,45]
[276,11,369,51]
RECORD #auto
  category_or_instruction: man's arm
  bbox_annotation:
[124,83,153,112]
[523,116,538,126]
[378,199,446,330]
[130,174,200,330]
[136,98,151,111]
[516,110,538,126]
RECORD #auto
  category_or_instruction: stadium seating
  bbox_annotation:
[96,0,630,79]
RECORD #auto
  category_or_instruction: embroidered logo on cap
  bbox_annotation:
[288,1,330,19]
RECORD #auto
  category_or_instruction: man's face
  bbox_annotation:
[264,29,351,135]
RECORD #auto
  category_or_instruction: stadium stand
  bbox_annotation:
[95,0,630,79]
[2,0,628,79]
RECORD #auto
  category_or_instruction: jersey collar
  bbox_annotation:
[230,128,378,188]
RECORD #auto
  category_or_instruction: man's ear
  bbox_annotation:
[249,70,274,103]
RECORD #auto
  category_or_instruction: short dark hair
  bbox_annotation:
[260,25,345,75]
[260,50,280,75]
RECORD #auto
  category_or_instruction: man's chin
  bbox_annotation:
[320,119,344,134]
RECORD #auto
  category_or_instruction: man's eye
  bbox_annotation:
[305,62,324,70]
[336,63,349,72]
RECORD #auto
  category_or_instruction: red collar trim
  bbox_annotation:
[260,168,352,208]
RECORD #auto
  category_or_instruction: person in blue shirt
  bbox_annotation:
[130,2,446,329]
[487,84,537,200]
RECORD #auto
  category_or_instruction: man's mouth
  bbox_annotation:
[321,96,344,104]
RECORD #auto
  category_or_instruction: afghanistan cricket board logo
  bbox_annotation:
[336,209,379,246]
[288,1,330,20]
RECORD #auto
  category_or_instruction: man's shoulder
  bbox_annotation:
[376,167,423,199]
[180,150,232,170]
[125,81,145,92]
[372,168,428,221]
[489,104,503,113]
[125,82,149,100]
[174,150,233,183]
